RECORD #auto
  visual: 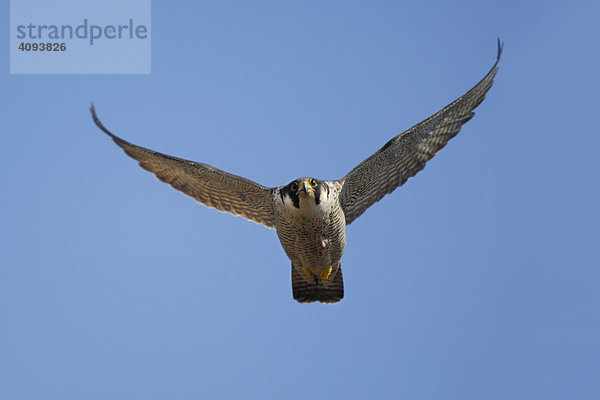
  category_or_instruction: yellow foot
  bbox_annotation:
[319,266,333,280]
[302,266,333,280]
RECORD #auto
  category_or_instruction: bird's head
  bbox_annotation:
[282,177,324,209]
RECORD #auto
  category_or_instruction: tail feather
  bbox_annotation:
[291,263,344,304]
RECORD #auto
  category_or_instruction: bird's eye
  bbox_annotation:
[291,182,298,191]
[310,179,317,187]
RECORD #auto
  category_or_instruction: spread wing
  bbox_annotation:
[338,40,502,225]
[91,105,276,229]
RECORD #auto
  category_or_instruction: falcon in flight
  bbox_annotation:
[92,41,502,304]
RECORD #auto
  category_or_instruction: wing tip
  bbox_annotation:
[496,38,504,63]
[90,103,130,147]
[90,103,113,137]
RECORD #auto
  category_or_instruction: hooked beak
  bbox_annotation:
[298,180,315,195]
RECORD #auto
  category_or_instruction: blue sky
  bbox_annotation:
[1,1,599,399]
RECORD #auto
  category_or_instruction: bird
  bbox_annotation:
[91,40,502,304]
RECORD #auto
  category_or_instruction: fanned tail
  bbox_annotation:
[291,263,344,304]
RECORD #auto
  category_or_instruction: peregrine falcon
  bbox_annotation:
[92,41,502,304]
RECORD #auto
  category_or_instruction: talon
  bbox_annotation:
[319,266,333,280]
[302,267,313,278]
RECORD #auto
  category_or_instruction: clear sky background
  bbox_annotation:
[1,1,599,399]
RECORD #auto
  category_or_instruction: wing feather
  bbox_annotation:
[339,40,502,225]
[91,105,276,229]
